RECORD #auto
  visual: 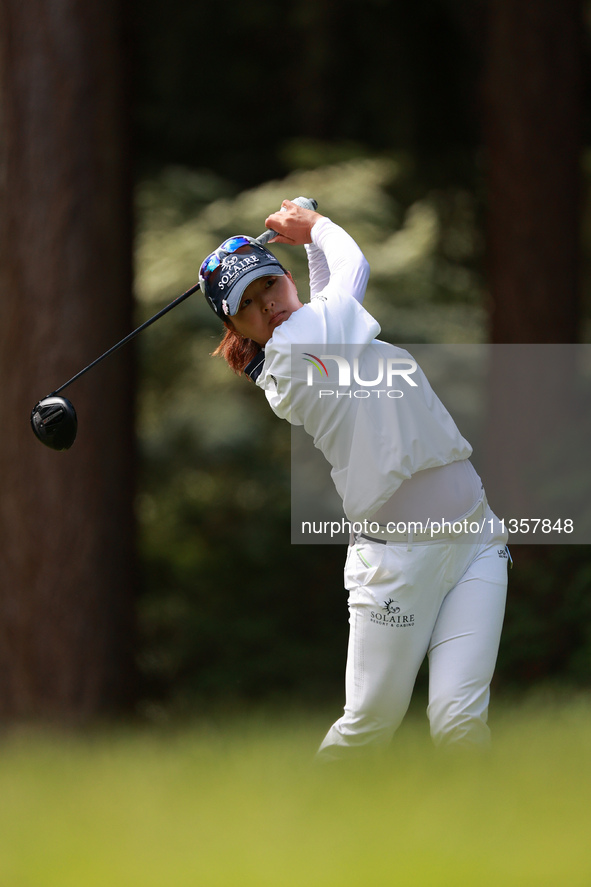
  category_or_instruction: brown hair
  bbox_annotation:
[212,323,262,376]
[211,266,293,376]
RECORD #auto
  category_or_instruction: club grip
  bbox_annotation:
[257,196,318,245]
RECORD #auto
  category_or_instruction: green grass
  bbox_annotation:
[1,699,590,886]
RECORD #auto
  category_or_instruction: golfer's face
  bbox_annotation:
[231,273,302,345]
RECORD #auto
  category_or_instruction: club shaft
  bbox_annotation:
[45,195,316,398]
[48,282,201,397]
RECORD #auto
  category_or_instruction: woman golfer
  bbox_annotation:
[200,199,509,759]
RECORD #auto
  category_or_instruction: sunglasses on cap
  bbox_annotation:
[199,235,260,284]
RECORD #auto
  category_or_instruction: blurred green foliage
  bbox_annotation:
[134,158,591,716]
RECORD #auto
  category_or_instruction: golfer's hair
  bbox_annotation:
[213,324,261,376]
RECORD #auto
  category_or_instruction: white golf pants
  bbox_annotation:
[317,504,509,760]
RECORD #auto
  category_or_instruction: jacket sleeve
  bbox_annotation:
[305,217,370,305]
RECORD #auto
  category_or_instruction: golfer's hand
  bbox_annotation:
[265,200,323,245]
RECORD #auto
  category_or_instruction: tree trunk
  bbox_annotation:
[483,0,582,344]
[481,1,584,547]
[0,0,136,720]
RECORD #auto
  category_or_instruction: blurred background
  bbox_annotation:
[1,0,591,725]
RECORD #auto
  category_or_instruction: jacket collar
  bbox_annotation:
[244,350,265,382]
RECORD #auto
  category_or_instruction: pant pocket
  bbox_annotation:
[344,538,387,591]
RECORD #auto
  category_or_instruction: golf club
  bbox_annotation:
[30,196,318,450]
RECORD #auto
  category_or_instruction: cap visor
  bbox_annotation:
[226,265,285,316]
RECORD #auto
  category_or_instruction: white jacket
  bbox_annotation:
[255,218,472,521]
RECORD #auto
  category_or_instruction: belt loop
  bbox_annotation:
[406,527,413,552]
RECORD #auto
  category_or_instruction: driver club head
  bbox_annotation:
[30,396,78,451]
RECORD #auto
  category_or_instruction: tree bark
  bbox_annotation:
[0,0,136,720]
[483,0,583,343]
[481,1,584,553]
